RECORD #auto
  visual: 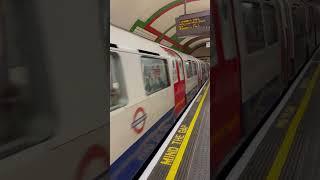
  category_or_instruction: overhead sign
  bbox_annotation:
[176,10,210,37]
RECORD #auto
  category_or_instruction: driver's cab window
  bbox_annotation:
[110,52,127,111]
[0,0,54,159]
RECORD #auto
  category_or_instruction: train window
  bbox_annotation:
[110,52,127,111]
[184,62,188,78]
[172,60,178,83]
[185,62,192,78]
[189,62,193,77]
[292,8,306,38]
[178,61,184,80]
[309,7,313,34]
[202,65,205,76]
[193,62,197,75]
[141,56,170,95]
[202,65,206,78]
[217,0,237,59]
[263,4,278,45]
[191,62,195,76]
[190,62,195,76]
[241,1,265,53]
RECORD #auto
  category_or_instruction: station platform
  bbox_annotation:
[139,82,210,180]
[227,50,320,180]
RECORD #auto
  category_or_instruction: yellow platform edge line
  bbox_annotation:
[166,83,210,180]
[267,64,320,180]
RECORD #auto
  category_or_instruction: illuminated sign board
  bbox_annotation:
[176,10,210,37]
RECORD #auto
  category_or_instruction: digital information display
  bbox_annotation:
[176,10,210,37]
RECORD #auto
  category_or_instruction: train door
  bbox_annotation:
[281,0,296,81]
[211,0,242,170]
[312,7,318,49]
[193,60,200,90]
[276,0,292,85]
[202,64,205,84]
[161,47,186,118]
[196,60,201,88]
[184,59,197,103]
[305,6,313,57]
[292,5,308,71]
[233,0,284,135]
[175,54,187,117]
[308,6,317,53]
[198,61,202,88]
[317,9,320,45]
[201,63,204,84]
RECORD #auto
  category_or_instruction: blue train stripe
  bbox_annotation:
[106,108,175,180]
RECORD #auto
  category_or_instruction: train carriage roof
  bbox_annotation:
[110,25,204,64]
[110,25,170,58]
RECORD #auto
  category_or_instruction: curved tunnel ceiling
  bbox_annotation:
[110,0,210,54]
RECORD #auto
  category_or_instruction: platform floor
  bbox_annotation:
[227,50,320,180]
[140,83,210,180]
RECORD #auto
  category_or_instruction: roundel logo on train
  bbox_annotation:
[131,107,147,134]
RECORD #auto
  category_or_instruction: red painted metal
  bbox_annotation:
[161,47,186,117]
[211,0,242,170]
[75,144,107,180]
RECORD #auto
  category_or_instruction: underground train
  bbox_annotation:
[211,0,320,174]
[109,25,209,179]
